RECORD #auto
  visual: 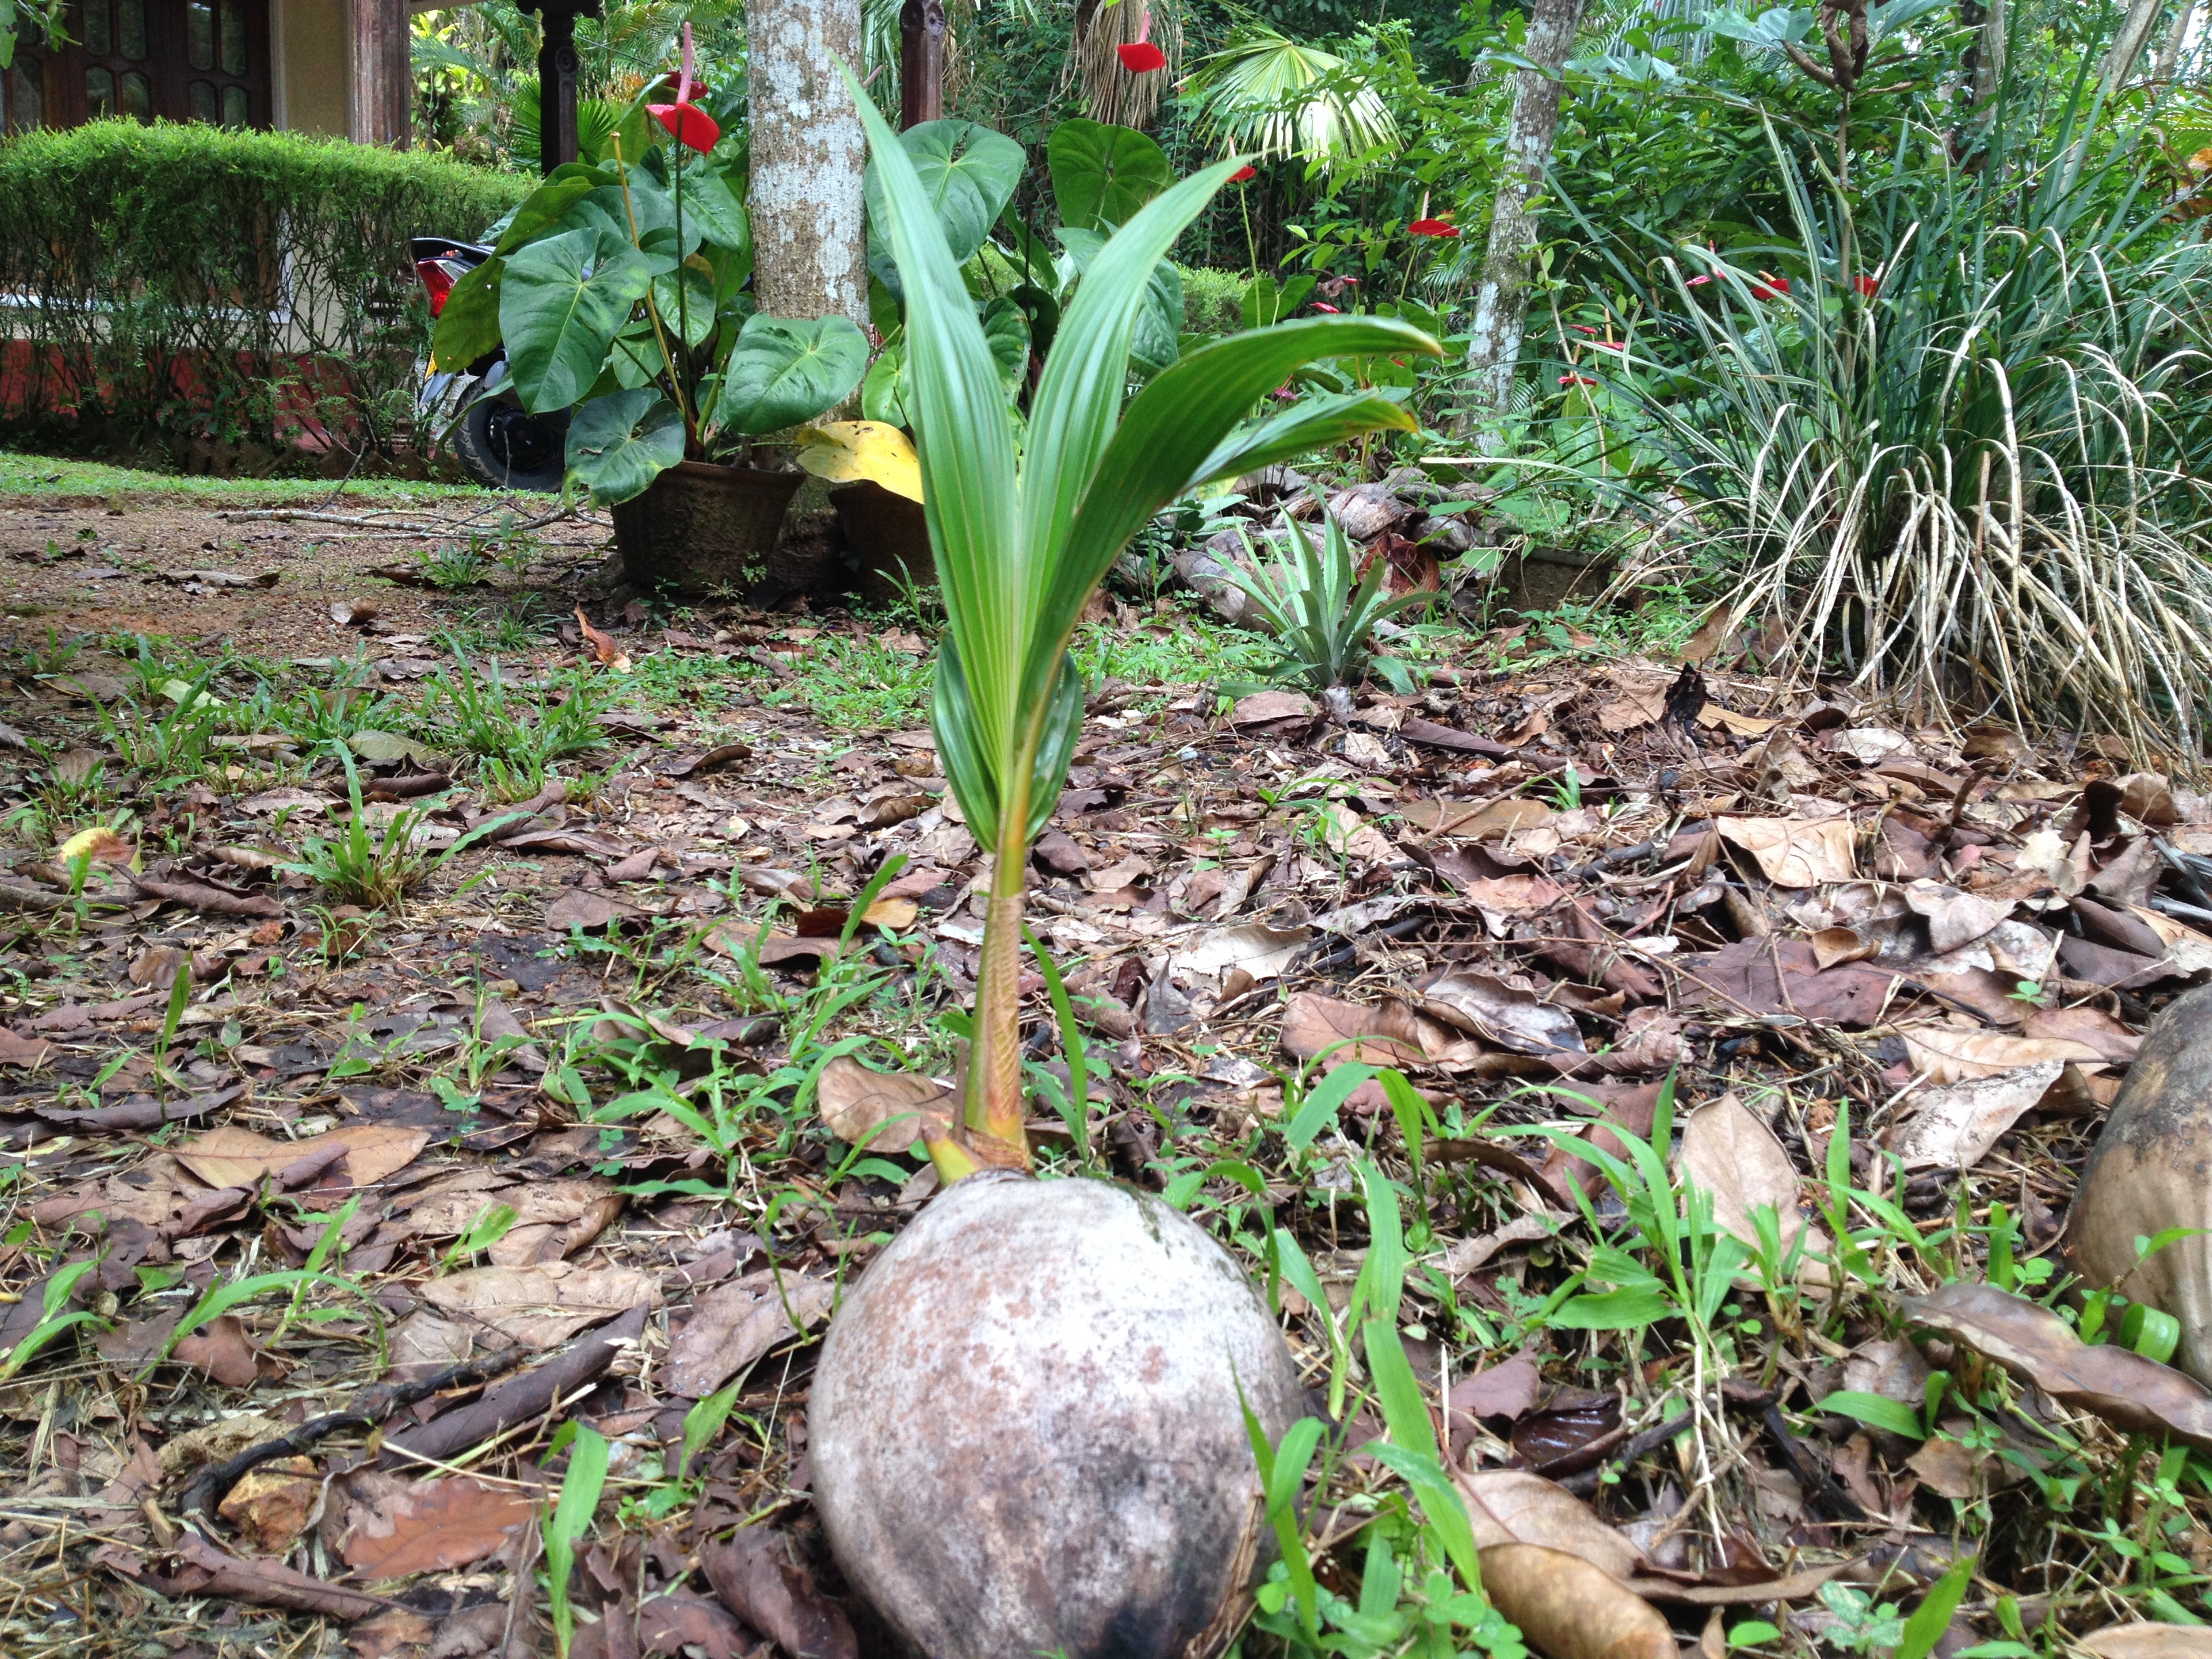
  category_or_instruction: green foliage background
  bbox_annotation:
[0,122,529,465]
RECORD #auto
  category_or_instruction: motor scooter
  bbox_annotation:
[409,237,570,492]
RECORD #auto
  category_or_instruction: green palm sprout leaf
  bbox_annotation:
[848,66,1438,1155]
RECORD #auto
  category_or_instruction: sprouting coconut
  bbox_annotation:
[811,1172,1307,1659]
[803,77,1441,1659]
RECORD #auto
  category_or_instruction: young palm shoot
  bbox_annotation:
[846,72,1439,1181]
[808,81,1443,1659]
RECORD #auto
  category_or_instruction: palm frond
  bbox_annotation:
[1182,26,1401,172]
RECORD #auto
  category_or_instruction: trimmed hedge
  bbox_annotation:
[0,121,529,463]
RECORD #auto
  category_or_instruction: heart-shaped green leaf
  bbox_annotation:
[1048,119,1173,233]
[901,119,1027,264]
[499,228,655,412]
[567,388,686,506]
[716,314,871,435]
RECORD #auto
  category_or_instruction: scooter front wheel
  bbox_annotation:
[453,396,570,493]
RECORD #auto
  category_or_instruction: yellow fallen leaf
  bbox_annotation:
[794,420,924,504]
[59,826,138,869]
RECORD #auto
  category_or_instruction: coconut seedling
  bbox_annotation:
[806,73,1443,1659]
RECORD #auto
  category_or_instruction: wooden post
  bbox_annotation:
[520,0,603,173]
[899,0,945,129]
[349,0,409,148]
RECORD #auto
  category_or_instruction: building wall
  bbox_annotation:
[273,0,350,135]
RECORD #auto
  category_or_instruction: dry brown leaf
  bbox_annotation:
[1904,882,2012,955]
[2078,1624,2212,1658]
[0,1027,54,1068]
[1478,1543,1674,1659]
[1456,1470,1645,1582]
[816,1056,952,1152]
[1901,1028,2104,1084]
[1892,1062,2064,1170]
[174,1124,429,1190]
[2022,1004,2142,1064]
[700,1527,859,1659]
[1810,926,1878,970]
[1171,922,1311,983]
[342,1474,539,1580]
[575,607,632,672]
[1228,689,1317,725]
[1679,1095,1825,1264]
[1278,991,1465,1069]
[1595,685,1665,734]
[1905,1281,2212,1450]
[175,1312,261,1387]
[417,1261,659,1347]
[1416,970,1582,1057]
[665,1270,836,1397]
[1716,816,1856,886]
[218,1457,319,1555]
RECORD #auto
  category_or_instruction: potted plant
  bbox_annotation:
[428,28,870,594]
[804,79,1443,1659]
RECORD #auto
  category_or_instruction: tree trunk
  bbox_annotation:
[2153,0,2196,83]
[1950,0,2004,158]
[748,0,870,331]
[349,0,410,148]
[900,0,945,129]
[2100,0,2166,98]
[1457,0,1588,445]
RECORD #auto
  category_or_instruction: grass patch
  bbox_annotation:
[0,447,504,507]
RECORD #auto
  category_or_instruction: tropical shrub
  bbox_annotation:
[0,121,528,462]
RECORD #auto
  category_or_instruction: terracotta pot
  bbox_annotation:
[829,479,935,606]
[613,460,804,594]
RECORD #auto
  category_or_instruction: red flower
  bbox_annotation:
[1311,302,1342,313]
[1570,323,1597,335]
[651,103,720,152]
[1408,218,1458,237]
[1593,340,1624,352]
[652,24,720,153]
[1229,164,1257,182]
[1750,271,1791,299]
[1854,274,1880,296]
[1685,273,1715,287]
[1118,41,1167,71]
[1559,373,1597,387]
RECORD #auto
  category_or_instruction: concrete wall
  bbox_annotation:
[273,0,351,136]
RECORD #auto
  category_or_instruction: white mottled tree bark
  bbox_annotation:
[2154,0,2197,83]
[2100,0,2167,97]
[748,0,870,330]
[1458,0,1589,446]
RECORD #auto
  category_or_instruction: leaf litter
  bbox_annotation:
[2,489,2212,1657]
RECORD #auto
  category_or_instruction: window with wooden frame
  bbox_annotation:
[3,0,271,134]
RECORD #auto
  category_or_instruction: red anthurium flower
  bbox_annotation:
[651,22,720,152]
[1311,302,1342,313]
[1685,273,1715,287]
[1854,274,1879,296]
[1119,12,1165,74]
[1750,270,1790,299]
[1559,373,1597,387]
[1408,218,1458,237]
[1229,165,1257,182]
[1593,340,1624,352]
[1570,323,1597,335]
[653,102,721,152]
